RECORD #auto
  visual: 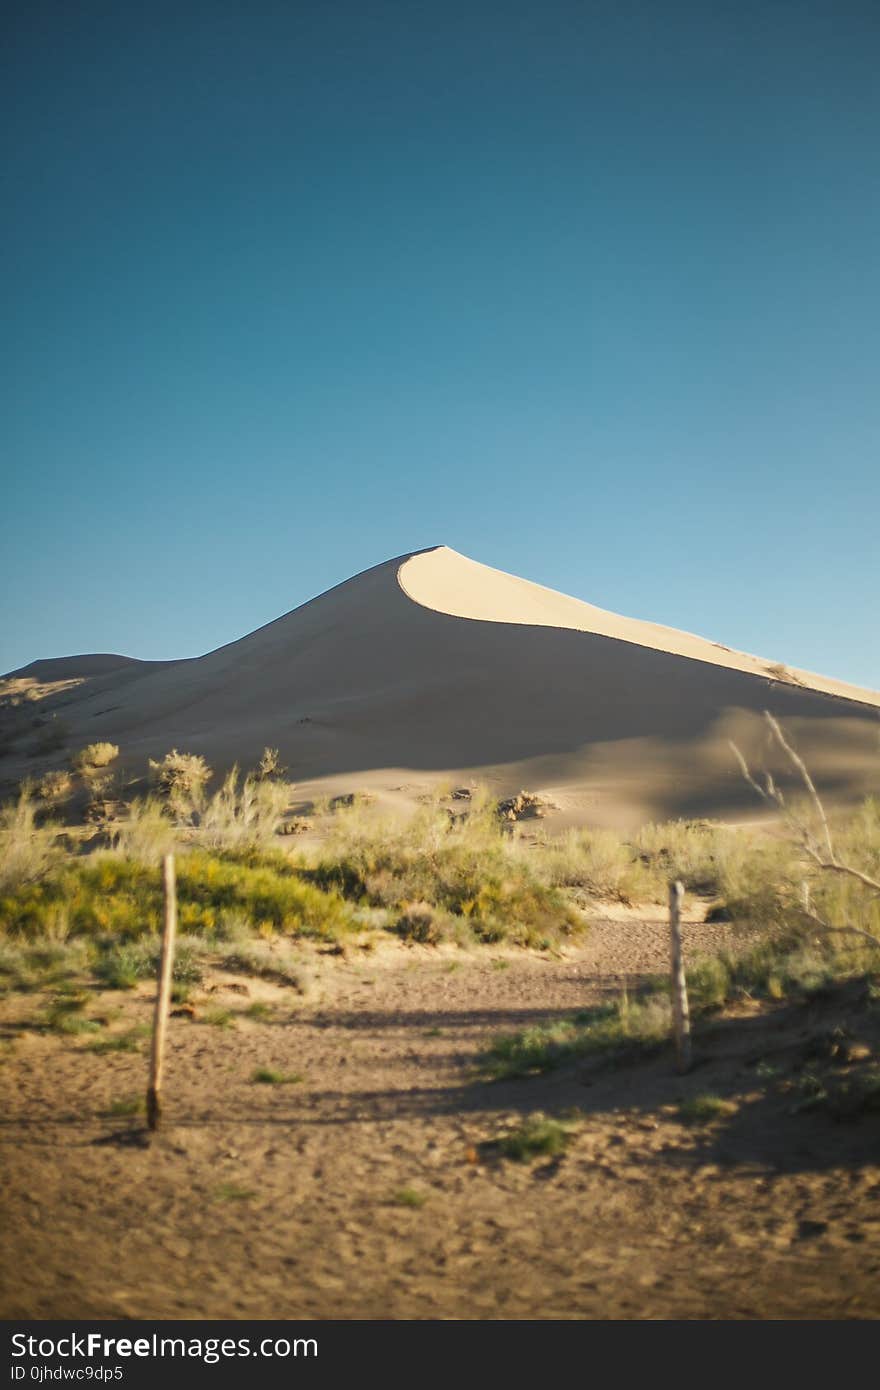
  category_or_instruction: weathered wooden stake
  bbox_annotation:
[147,853,177,1130]
[668,879,692,1073]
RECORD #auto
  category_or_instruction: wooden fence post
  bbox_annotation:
[147,853,177,1130]
[669,879,692,1073]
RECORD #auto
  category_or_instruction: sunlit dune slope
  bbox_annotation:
[3,546,877,824]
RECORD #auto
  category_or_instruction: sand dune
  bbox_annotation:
[400,548,874,704]
[3,546,878,825]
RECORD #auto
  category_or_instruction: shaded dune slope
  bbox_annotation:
[7,548,879,822]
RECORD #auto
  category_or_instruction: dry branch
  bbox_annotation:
[731,712,880,949]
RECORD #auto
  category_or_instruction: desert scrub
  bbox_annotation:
[0,788,61,892]
[256,747,286,780]
[37,769,74,805]
[633,820,725,897]
[148,749,212,815]
[214,937,308,991]
[686,928,878,1012]
[707,828,804,929]
[93,936,204,990]
[71,742,119,772]
[306,802,584,947]
[0,851,356,943]
[109,797,177,863]
[0,940,89,991]
[486,931,879,1083]
[198,767,292,850]
[36,994,103,1035]
[484,994,672,1079]
[532,826,645,901]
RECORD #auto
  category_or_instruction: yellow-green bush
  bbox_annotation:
[0,850,355,942]
[72,742,119,772]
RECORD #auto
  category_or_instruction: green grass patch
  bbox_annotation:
[495,1112,574,1161]
[86,1026,149,1054]
[677,1093,733,1124]
[101,1095,145,1118]
[251,1067,303,1085]
[484,995,671,1079]
[244,1001,274,1021]
[201,1007,235,1029]
[392,1187,428,1208]
[35,993,104,1036]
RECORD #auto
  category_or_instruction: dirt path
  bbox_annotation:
[2,920,879,1320]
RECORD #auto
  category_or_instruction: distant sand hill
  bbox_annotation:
[4,547,878,825]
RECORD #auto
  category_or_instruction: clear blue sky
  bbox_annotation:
[2,1,878,687]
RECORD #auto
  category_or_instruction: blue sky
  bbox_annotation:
[2,1,878,687]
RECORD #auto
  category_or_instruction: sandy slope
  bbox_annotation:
[400,548,877,703]
[3,547,878,824]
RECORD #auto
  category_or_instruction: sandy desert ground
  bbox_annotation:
[2,918,879,1322]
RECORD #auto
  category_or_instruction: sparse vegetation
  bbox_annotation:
[392,1187,428,1207]
[72,743,119,772]
[201,1007,235,1028]
[1,729,878,1092]
[110,796,177,862]
[257,747,286,780]
[37,769,73,805]
[101,1095,145,1118]
[213,1184,255,1202]
[484,995,672,1079]
[495,1112,575,1161]
[251,1066,303,1084]
[0,850,356,944]
[306,800,585,947]
[86,1026,149,1054]
[677,1093,732,1124]
[199,768,291,849]
[148,749,212,815]
[0,788,60,893]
